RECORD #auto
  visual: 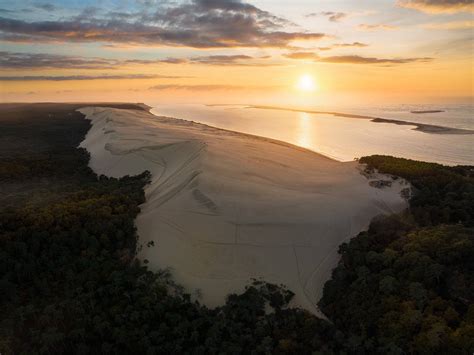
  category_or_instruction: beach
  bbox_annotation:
[79,106,408,314]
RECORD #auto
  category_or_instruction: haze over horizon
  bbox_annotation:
[0,0,473,106]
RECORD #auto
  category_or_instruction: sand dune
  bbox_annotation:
[79,107,407,315]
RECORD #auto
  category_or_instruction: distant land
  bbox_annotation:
[246,105,473,135]
[410,110,445,114]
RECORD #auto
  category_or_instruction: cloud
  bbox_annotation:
[149,84,246,91]
[123,54,276,66]
[0,0,328,48]
[422,20,474,29]
[33,2,56,11]
[73,6,101,20]
[190,54,253,64]
[284,52,433,65]
[186,54,279,66]
[358,24,398,31]
[0,51,276,69]
[331,42,368,48]
[319,55,433,64]
[125,55,262,66]
[397,0,474,13]
[0,51,121,69]
[315,42,368,51]
[0,74,179,81]
[284,42,368,57]
[306,11,347,22]
[149,83,279,91]
[155,57,189,64]
[284,52,318,60]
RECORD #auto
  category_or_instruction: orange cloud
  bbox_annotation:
[284,52,433,65]
[357,24,398,31]
[422,20,474,29]
[398,0,474,13]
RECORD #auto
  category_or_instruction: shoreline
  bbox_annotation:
[78,106,408,315]
[248,105,474,135]
[206,104,473,135]
[148,111,340,162]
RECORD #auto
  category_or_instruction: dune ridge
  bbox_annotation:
[79,106,407,314]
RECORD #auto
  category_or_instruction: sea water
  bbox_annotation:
[148,103,473,166]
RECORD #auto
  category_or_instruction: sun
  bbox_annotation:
[296,74,316,92]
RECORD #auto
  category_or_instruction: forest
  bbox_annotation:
[319,156,473,353]
[0,104,472,354]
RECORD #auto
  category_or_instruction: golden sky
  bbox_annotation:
[0,0,473,105]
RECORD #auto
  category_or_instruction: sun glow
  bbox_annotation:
[296,74,316,92]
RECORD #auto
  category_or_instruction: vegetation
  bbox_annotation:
[319,156,474,353]
[0,106,472,354]
[359,155,473,226]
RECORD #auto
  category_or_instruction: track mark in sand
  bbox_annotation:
[292,245,318,312]
[193,189,218,214]
[156,215,186,235]
[234,225,239,245]
[106,142,179,156]
[182,210,218,216]
[372,191,396,214]
[194,239,295,248]
[302,219,353,314]
[232,192,243,246]
[233,222,300,227]
[146,141,206,207]
[156,141,205,187]
[135,150,167,167]
[152,170,202,209]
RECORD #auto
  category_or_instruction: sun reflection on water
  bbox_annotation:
[297,112,313,149]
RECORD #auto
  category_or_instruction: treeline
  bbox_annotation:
[360,155,473,226]
[0,106,472,354]
[319,155,474,353]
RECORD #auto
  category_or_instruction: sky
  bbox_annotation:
[0,0,472,106]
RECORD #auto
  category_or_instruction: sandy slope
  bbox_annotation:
[79,107,407,314]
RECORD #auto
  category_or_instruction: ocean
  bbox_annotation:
[148,103,473,166]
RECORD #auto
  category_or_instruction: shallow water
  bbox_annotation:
[148,103,473,166]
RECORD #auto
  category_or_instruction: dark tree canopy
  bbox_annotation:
[320,156,474,353]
